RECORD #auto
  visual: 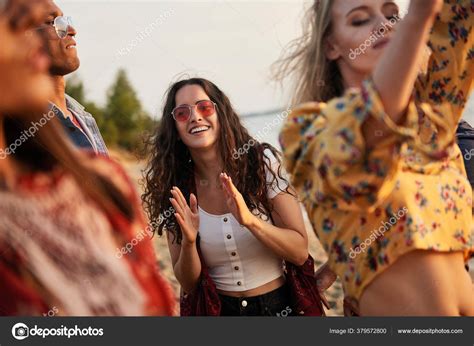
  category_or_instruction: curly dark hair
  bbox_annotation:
[142,78,292,244]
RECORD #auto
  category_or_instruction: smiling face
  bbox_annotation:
[326,0,400,79]
[38,0,79,76]
[174,84,220,152]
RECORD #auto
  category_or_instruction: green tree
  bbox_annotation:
[66,76,109,144]
[65,75,86,105]
[65,70,155,151]
[104,69,153,150]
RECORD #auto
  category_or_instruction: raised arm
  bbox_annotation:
[415,0,474,126]
[363,0,444,148]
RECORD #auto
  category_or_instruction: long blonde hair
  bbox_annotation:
[273,0,343,105]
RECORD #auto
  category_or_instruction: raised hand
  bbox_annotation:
[170,187,199,245]
[219,173,255,227]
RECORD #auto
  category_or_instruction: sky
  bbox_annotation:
[56,0,473,123]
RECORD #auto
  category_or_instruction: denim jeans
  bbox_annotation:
[219,284,294,316]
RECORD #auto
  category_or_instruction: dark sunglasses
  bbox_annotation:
[171,100,217,122]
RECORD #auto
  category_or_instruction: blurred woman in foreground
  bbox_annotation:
[0,0,174,316]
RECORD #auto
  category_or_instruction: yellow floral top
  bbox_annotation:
[280,0,474,300]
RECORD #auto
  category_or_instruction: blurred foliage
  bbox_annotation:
[66,69,157,152]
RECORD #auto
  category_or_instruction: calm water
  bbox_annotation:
[242,113,284,149]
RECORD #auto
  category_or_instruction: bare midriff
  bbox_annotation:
[359,250,474,316]
[217,276,286,298]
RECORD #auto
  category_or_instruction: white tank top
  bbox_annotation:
[198,149,289,291]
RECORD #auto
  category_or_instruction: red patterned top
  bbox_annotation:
[0,155,175,316]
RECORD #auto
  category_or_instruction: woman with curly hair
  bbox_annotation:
[143,78,332,316]
[276,0,473,315]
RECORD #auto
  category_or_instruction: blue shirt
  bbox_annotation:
[50,95,109,157]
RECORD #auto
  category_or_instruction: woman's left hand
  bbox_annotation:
[220,172,255,227]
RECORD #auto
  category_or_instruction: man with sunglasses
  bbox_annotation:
[37,0,108,156]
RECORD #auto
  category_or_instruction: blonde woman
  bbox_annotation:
[277,0,473,315]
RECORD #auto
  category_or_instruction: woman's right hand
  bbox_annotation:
[315,262,337,310]
[170,187,199,245]
[343,296,360,317]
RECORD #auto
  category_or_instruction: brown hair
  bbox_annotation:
[142,78,291,244]
[3,112,134,221]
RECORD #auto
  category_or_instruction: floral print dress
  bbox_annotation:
[279,0,473,300]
